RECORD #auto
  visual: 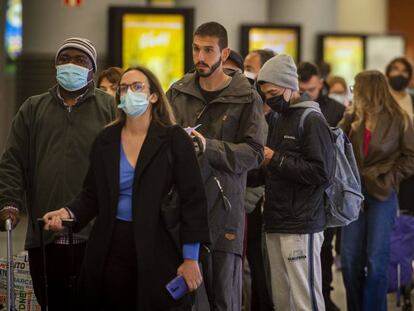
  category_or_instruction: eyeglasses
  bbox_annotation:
[117,82,145,96]
[56,54,91,67]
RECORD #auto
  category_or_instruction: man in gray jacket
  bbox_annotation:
[167,22,266,310]
[0,38,115,310]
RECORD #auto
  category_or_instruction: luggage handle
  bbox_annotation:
[6,218,15,311]
[36,218,75,311]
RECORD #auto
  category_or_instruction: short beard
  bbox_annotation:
[196,58,222,77]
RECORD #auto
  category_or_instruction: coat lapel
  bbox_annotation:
[134,121,169,182]
[100,123,122,215]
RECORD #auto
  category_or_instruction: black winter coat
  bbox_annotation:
[67,122,210,310]
[249,97,335,234]
[317,94,345,127]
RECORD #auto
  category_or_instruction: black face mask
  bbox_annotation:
[266,94,290,113]
[389,75,410,91]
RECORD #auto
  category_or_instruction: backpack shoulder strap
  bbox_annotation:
[298,107,321,137]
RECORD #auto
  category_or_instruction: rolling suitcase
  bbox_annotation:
[37,218,75,311]
[387,212,414,311]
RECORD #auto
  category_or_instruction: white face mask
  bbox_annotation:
[328,93,348,106]
[244,71,257,81]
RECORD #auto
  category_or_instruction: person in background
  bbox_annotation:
[298,61,345,311]
[298,62,345,126]
[339,70,414,311]
[43,66,210,310]
[243,48,276,311]
[97,66,124,97]
[318,61,332,96]
[327,75,350,107]
[0,37,115,310]
[386,57,414,117]
[167,21,266,311]
[386,57,414,217]
[223,49,245,73]
[244,49,275,84]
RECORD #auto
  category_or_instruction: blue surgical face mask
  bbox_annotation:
[56,63,92,92]
[118,90,150,117]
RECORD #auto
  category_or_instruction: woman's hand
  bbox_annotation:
[42,208,71,231]
[177,259,203,291]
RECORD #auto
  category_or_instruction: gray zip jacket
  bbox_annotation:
[167,70,267,255]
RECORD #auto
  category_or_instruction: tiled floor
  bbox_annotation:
[1,215,413,310]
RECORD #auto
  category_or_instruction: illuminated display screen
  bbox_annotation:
[122,13,185,90]
[109,8,193,92]
[322,36,364,84]
[5,0,22,71]
[247,27,300,62]
[366,35,405,72]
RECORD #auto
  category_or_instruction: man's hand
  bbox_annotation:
[0,207,20,231]
[262,146,275,166]
[42,208,71,231]
[177,259,203,291]
[192,130,206,154]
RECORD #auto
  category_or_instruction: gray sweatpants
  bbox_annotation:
[266,232,325,311]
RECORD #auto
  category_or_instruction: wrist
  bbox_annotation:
[183,258,197,263]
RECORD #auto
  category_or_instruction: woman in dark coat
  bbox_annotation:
[42,66,210,310]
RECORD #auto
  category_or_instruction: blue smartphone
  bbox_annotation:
[166,275,189,300]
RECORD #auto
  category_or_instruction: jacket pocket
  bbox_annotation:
[221,114,239,142]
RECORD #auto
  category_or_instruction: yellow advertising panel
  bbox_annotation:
[122,14,185,91]
[249,28,299,62]
[323,36,364,84]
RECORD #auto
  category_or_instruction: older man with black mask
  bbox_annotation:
[0,37,115,310]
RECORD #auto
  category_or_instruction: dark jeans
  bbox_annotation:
[341,191,397,311]
[28,242,86,311]
[246,206,274,311]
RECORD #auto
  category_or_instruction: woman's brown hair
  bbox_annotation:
[350,70,410,131]
[97,67,124,87]
[327,75,348,92]
[112,66,176,127]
